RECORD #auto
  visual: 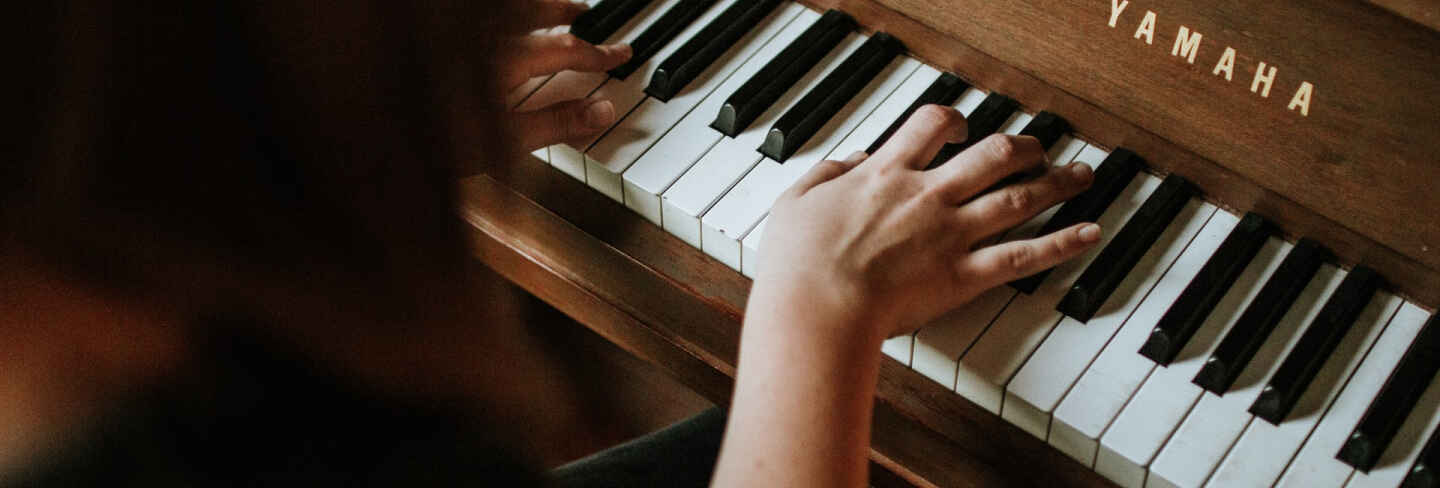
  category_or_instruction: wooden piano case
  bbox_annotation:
[464,0,1440,485]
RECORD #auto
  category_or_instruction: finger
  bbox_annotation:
[954,161,1093,240]
[503,33,632,90]
[962,222,1102,286]
[928,134,1047,203]
[786,155,863,197]
[511,98,618,151]
[868,105,967,170]
[520,0,591,31]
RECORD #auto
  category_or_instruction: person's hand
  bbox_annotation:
[752,104,1102,340]
[500,0,633,152]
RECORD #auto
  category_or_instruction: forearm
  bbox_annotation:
[711,291,885,488]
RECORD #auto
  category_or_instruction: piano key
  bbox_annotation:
[1139,212,1274,366]
[711,9,856,137]
[660,32,867,247]
[740,216,765,278]
[883,332,915,367]
[953,173,1162,414]
[865,72,969,155]
[1346,363,1440,488]
[1047,210,1240,466]
[1252,266,1384,424]
[1145,263,1345,488]
[1404,428,1440,488]
[561,0,733,196]
[760,33,904,163]
[1018,111,1071,150]
[927,93,1018,168]
[1010,148,1145,294]
[1193,238,1329,395]
[698,56,921,268]
[608,0,718,80]
[1277,302,1425,488]
[1340,313,1440,472]
[1094,237,1289,487]
[1208,292,1401,488]
[517,0,674,175]
[1002,199,1217,439]
[570,0,653,45]
[1056,174,1196,323]
[619,6,813,224]
[645,0,784,101]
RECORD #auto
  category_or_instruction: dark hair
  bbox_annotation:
[14,0,523,324]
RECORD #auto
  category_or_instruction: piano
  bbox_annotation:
[464,0,1440,486]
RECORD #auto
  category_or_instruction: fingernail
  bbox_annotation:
[1070,162,1093,182]
[1079,223,1102,242]
[584,99,615,129]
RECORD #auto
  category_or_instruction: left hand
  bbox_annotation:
[498,0,633,152]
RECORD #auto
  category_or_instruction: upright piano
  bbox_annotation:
[464,0,1440,486]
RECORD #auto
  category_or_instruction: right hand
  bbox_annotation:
[752,104,1101,340]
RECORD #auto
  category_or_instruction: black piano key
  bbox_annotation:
[927,93,1018,168]
[1138,213,1273,365]
[1250,266,1382,424]
[864,72,969,154]
[1009,149,1144,294]
[646,0,784,101]
[1339,313,1440,472]
[759,33,904,162]
[1054,174,1195,323]
[608,0,719,80]
[1018,111,1071,150]
[571,0,655,46]
[1192,239,1328,395]
[711,10,855,137]
[1403,428,1440,488]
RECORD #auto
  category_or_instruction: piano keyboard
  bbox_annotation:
[509,1,1440,487]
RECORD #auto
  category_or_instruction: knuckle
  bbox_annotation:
[912,104,960,129]
[981,134,1018,161]
[1001,186,1035,213]
[1005,245,1035,273]
[556,33,583,50]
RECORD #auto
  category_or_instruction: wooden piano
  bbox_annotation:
[463,0,1440,486]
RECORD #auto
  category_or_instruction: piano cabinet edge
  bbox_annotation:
[793,0,1440,312]
[460,165,1117,487]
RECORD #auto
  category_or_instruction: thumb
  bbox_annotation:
[511,98,617,152]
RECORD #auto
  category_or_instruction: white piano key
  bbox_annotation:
[622,8,821,225]
[1146,263,1347,488]
[1095,237,1292,488]
[1209,292,1402,488]
[1278,303,1430,488]
[661,32,868,249]
[570,0,741,202]
[698,57,922,269]
[1048,210,1240,465]
[740,216,765,278]
[1347,382,1440,488]
[1047,136,1088,171]
[823,65,943,159]
[1002,200,1220,440]
[884,332,915,367]
[953,87,988,116]
[516,0,675,178]
[954,173,1162,415]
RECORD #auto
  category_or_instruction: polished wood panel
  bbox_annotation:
[462,157,1117,487]
[802,0,1440,309]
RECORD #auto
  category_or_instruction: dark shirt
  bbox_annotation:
[4,322,541,487]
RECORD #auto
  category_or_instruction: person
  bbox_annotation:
[5,0,1098,486]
